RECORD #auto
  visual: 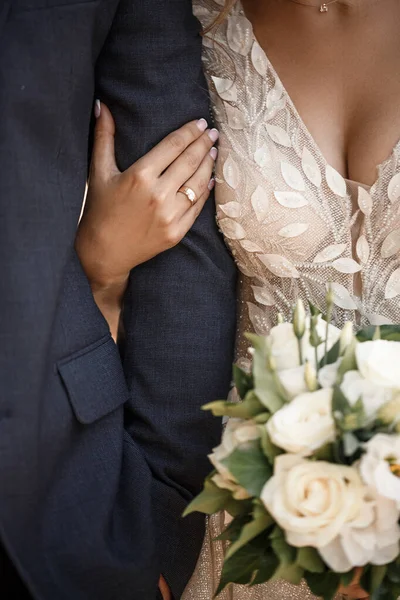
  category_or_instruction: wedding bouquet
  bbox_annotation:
[185,294,400,599]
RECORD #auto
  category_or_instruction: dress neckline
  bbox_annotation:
[236,0,400,192]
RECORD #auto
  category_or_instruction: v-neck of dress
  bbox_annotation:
[237,0,400,192]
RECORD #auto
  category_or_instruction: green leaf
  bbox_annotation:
[183,475,232,517]
[225,497,253,518]
[387,559,400,583]
[357,324,400,342]
[305,572,341,600]
[340,569,355,587]
[254,412,271,424]
[214,516,248,542]
[332,384,353,417]
[370,566,387,593]
[272,562,303,585]
[308,302,322,317]
[233,364,254,400]
[202,390,264,420]
[320,339,340,367]
[222,440,272,498]
[215,530,273,595]
[250,552,279,586]
[313,443,334,461]
[296,547,325,574]
[258,425,282,464]
[270,526,296,567]
[246,333,286,413]
[226,503,273,559]
[337,339,358,383]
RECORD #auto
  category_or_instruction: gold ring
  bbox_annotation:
[178,185,197,205]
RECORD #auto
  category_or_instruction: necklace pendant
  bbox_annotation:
[320,3,328,11]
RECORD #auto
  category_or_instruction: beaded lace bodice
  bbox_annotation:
[195,0,400,362]
[183,1,400,599]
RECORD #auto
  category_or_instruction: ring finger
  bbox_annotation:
[176,147,217,218]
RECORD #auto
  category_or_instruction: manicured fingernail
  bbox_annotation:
[208,128,219,142]
[196,118,208,132]
[208,177,215,191]
[94,99,101,118]
[210,147,218,160]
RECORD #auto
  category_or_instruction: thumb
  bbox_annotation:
[91,100,119,178]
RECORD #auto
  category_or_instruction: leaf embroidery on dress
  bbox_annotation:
[259,254,300,278]
[220,201,242,218]
[301,147,322,187]
[227,16,253,56]
[356,236,370,264]
[266,124,291,148]
[313,244,347,263]
[388,173,400,203]
[218,218,246,240]
[385,268,400,299]
[332,258,362,274]
[211,76,237,102]
[251,186,269,222]
[326,165,347,198]
[251,41,267,77]
[280,162,306,191]
[381,228,400,258]
[247,302,270,335]
[240,240,263,253]
[254,144,271,168]
[223,154,240,189]
[278,223,309,238]
[330,283,358,310]
[274,191,308,208]
[357,187,373,216]
[225,103,246,130]
[251,285,275,306]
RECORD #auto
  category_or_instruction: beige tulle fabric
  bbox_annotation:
[183,0,400,597]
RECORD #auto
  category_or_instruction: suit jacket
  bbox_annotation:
[0,1,237,599]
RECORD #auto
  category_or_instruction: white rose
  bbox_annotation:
[261,455,400,571]
[209,419,260,500]
[359,434,400,509]
[269,316,340,372]
[266,388,335,456]
[356,340,400,389]
[318,360,341,388]
[319,490,400,572]
[261,455,366,549]
[277,365,308,399]
[341,371,392,420]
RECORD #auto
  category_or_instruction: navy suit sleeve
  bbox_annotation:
[96,0,237,594]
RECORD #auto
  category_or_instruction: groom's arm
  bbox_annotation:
[96,0,237,595]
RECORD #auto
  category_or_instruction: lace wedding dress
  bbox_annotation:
[183,1,400,598]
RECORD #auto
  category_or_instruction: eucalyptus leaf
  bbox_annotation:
[183,475,232,517]
[296,547,325,574]
[222,440,272,498]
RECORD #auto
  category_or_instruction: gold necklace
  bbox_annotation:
[287,0,340,12]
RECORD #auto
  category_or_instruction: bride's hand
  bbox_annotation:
[76,102,218,338]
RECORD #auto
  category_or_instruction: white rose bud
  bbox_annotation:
[266,388,335,456]
[339,321,354,355]
[293,299,306,339]
[304,360,318,392]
